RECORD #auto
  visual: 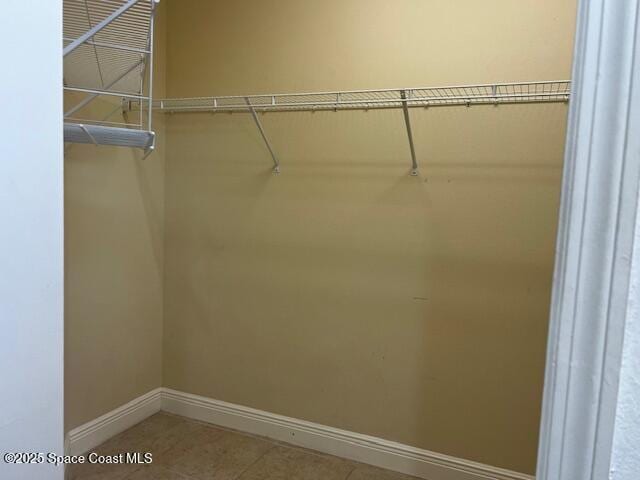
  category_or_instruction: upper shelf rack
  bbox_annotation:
[149,80,570,113]
[63,0,159,154]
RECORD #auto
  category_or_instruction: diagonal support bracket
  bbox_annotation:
[245,97,280,174]
[78,124,98,145]
[400,89,419,176]
[64,0,141,57]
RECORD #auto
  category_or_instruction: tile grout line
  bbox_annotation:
[157,416,277,480]
[344,464,358,480]
[233,443,278,480]
[150,416,235,478]
[232,442,277,480]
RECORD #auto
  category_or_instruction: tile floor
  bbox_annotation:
[68,413,420,480]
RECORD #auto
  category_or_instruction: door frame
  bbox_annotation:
[536,0,640,479]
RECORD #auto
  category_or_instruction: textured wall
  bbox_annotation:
[163,0,577,474]
[611,190,640,480]
[64,2,167,431]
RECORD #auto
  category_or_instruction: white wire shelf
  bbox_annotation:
[63,0,153,94]
[64,123,155,149]
[131,80,570,175]
[146,81,570,113]
[63,0,159,153]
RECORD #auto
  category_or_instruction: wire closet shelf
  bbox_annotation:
[148,80,570,113]
[134,80,570,175]
[63,0,159,154]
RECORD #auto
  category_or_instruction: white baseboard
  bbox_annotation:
[67,388,162,455]
[67,388,533,480]
[162,388,533,480]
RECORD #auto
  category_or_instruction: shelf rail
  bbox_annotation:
[133,80,571,174]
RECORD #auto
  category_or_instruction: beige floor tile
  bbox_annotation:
[67,459,138,480]
[152,420,223,458]
[162,430,274,480]
[129,413,186,438]
[99,414,187,455]
[124,464,191,479]
[347,465,421,480]
[154,422,228,465]
[237,445,354,480]
[70,414,418,480]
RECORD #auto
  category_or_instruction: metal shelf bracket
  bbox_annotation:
[401,89,419,176]
[244,97,280,174]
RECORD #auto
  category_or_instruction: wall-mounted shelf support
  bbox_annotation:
[400,90,419,176]
[245,97,280,174]
[130,80,570,171]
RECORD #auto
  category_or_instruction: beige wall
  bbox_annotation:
[63,0,577,473]
[163,0,577,474]
[64,1,167,431]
